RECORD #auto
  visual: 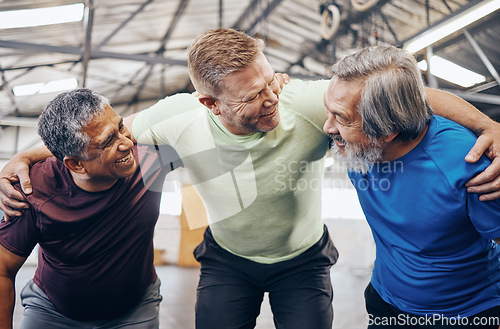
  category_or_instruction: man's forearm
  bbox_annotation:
[426,87,498,135]
[14,145,53,165]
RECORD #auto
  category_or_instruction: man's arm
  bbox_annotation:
[426,88,500,201]
[0,244,27,329]
[0,146,52,219]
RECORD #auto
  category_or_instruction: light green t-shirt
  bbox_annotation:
[133,79,330,264]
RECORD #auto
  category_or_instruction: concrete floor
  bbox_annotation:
[13,264,371,329]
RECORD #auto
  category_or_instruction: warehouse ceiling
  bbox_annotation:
[0,0,499,157]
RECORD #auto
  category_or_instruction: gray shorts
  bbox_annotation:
[19,278,162,329]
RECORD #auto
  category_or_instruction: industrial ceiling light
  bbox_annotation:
[403,0,500,53]
[0,3,84,29]
[418,56,486,88]
[13,78,78,97]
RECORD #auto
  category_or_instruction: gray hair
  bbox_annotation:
[330,45,433,142]
[188,28,265,98]
[38,88,109,161]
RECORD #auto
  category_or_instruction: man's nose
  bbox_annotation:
[262,87,279,107]
[323,117,339,135]
[118,134,134,151]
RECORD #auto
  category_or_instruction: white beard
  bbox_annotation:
[329,137,383,175]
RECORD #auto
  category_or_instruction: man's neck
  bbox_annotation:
[381,125,429,162]
[69,172,118,192]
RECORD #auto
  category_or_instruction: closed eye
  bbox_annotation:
[246,94,258,102]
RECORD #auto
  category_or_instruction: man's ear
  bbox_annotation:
[382,132,399,143]
[63,156,86,174]
[198,95,220,115]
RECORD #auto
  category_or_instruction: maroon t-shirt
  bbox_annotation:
[0,145,171,321]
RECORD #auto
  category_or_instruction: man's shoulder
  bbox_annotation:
[278,79,329,129]
[280,79,329,106]
[142,92,204,120]
[430,115,478,151]
[425,116,490,182]
[29,156,67,184]
[13,157,69,209]
[133,94,208,144]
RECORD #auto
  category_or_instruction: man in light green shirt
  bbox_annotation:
[2,28,500,329]
[129,31,340,328]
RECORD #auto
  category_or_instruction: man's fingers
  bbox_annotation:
[0,178,27,201]
[477,189,500,202]
[282,73,290,84]
[466,157,500,188]
[467,178,500,194]
[18,177,32,195]
[0,191,29,209]
[0,202,23,221]
[465,135,491,163]
[14,166,33,195]
[0,190,29,221]
[467,176,500,202]
[274,73,290,92]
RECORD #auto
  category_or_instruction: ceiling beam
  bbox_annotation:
[232,0,284,34]
[378,9,400,44]
[0,117,38,127]
[157,0,190,54]
[0,60,79,72]
[81,0,96,87]
[96,0,154,50]
[0,40,187,66]
[401,0,490,51]
[463,28,500,86]
[444,89,500,106]
[219,0,223,27]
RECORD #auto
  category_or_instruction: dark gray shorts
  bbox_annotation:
[19,278,162,329]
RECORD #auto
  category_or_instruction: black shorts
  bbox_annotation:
[193,225,339,329]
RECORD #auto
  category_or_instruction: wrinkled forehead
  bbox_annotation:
[325,77,365,115]
[326,76,361,101]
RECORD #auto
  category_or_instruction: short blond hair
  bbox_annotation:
[188,28,265,97]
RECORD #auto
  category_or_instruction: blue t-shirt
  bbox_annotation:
[349,116,500,317]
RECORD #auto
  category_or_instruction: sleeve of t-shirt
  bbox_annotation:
[431,118,500,240]
[467,159,500,240]
[0,207,40,257]
[132,93,202,145]
[278,79,330,130]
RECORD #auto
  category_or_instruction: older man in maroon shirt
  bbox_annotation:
[0,89,175,329]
